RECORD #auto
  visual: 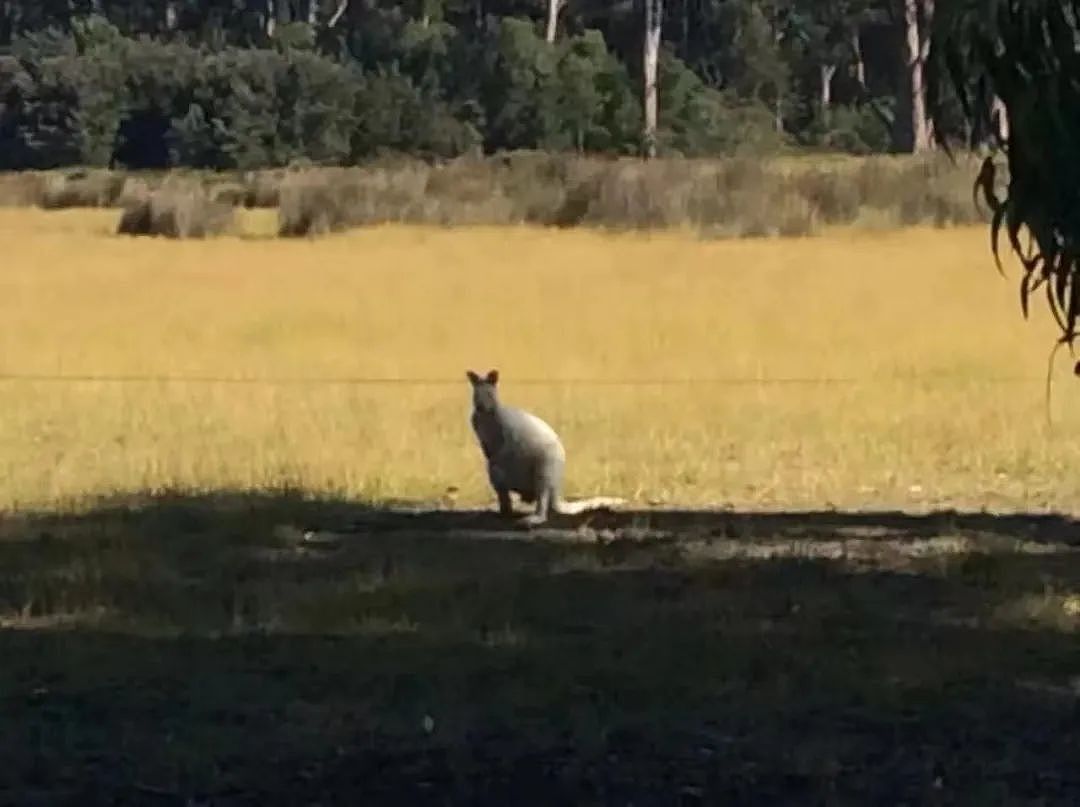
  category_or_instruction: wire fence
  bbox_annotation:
[0,371,1055,387]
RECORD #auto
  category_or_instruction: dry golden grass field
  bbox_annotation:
[2,206,1080,514]
[4,203,1080,805]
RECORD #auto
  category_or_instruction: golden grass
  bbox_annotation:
[2,206,1080,515]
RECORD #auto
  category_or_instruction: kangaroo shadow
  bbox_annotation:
[1,491,1079,805]
[339,503,1080,545]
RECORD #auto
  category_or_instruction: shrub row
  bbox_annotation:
[0,152,994,240]
[273,152,992,238]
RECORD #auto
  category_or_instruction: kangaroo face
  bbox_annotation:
[466,369,500,412]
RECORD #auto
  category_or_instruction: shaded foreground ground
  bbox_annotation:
[2,493,1080,805]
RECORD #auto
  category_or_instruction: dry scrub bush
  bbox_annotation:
[116,177,157,208]
[39,170,126,209]
[422,159,520,225]
[0,172,47,206]
[792,169,863,225]
[846,154,988,228]
[117,185,235,238]
[276,153,841,238]
[279,165,436,236]
[735,191,820,238]
[575,160,695,229]
[240,170,286,208]
[278,176,354,237]
[209,181,247,206]
[279,172,365,237]
[493,150,595,222]
[277,156,582,236]
[895,156,987,227]
[561,158,822,236]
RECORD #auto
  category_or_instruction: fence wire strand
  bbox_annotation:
[0,372,1050,387]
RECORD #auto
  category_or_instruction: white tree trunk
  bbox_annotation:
[164,1,178,30]
[851,31,866,89]
[899,0,932,152]
[643,0,662,158]
[820,63,837,124]
[327,0,349,28]
[919,0,935,146]
[545,0,562,44]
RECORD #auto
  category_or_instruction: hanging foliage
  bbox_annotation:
[928,1,1080,350]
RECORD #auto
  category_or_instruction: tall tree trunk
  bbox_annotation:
[327,0,349,28]
[771,14,785,134]
[918,0,935,146]
[820,63,837,126]
[545,0,562,44]
[643,0,662,158]
[896,0,932,152]
[164,1,178,31]
[851,30,866,89]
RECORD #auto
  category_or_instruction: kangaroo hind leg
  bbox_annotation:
[521,459,560,527]
[521,484,553,527]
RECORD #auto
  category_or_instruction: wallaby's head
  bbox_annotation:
[466,369,500,412]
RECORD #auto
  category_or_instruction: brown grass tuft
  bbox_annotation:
[277,166,432,237]
[39,170,127,209]
[0,171,47,206]
[241,169,286,208]
[117,185,235,239]
[210,181,248,206]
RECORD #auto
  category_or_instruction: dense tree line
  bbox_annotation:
[0,0,953,170]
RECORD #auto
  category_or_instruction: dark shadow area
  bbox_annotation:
[341,505,1080,546]
[112,109,172,171]
[2,492,1079,805]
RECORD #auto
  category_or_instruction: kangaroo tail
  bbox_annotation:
[554,496,626,515]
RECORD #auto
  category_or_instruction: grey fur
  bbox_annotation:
[466,369,624,525]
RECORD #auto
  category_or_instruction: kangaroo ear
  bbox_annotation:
[466,370,480,385]
[486,369,499,385]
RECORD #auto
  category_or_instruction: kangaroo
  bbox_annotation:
[466,369,624,526]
